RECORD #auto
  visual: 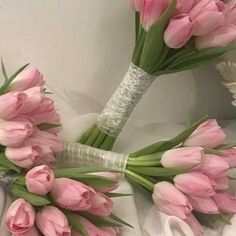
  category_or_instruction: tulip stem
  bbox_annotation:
[78,125,96,144]
[125,169,154,192]
[127,159,162,167]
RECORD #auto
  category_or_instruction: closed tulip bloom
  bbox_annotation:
[185,214,204,236]
[225,1,236,24]
[9,68,44,91]
[175,0,195,15]
[91,172,120,192]
[140,0,170,31]
[190,0,225,36]
[199,154,229,178]
[5,146,40,169]
[223,148,236,167]
[184,119,226,148]
[12,227,41,236]
[195,24,236,50]
[19,86,44,114]
[51,178,95,211]
[188,195,219,214]
[36,206,71,236]
[161,147,203,169]
[174,172,216,197]
[26,165,54,195]
[212,192,236,214]
[0,92,26,119]
[5,198,35,234]
[87,192,113,217]
[0,118,34,147]
[164,14,194,48]
[215,176,229,190]
[152,182,192,219]
[129,0,143,11]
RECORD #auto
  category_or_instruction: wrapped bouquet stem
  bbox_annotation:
[60,117,236,235]
[79,0,236,150]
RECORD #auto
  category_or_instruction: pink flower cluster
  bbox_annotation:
[154,119,236,235]
[5,165,120,236]
[130,0,236,49]
[0,68,63,168]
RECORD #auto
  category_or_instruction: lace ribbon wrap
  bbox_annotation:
[56,143,129,172]
[97,63,155,137]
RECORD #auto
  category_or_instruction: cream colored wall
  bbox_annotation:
[0,0,235,123]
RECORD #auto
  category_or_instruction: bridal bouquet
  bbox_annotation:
[79,0,236,150]
[0,64,128,236]
[62,118,236,235]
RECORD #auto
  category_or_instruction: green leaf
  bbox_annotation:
[14,176,26,186]
[0,165,11,171]
[11,185,50,206]
[55,171,118,190]
[110,213,133,228]
[130,116,208,157]
[0,153,20,173]
[1,59,8,81]
[139,0,176,73]
[106,192,132,198]
[64,211,89,236]
[78,212,124,228]
[37,123,61,130]
[216,143,236,150]
[127,167,184,177]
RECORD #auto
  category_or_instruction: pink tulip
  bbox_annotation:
[9,68,44,91]
[215,176,229,190]
[87,192,113,217]
[100,227,119,236]
[0,92,26,119]
[185,214,204,236]
[26,129,64,153]
[175,0,195,15]
[190,0,225,36]
[71,218,102,236]
[223,148,236,167]
[0,118,34,147]
[174,172,216,197]
[161,147,203,169]
[140,0,170,31]
[195,24,236,50]
[152,182,192,219]
[12,227,41,236]
[225,1,236,24]
[91,172,120,192]
[164,14,194,48]
[198,154,229,178]
[129,0,143,12]
[5,198,35,234]
[5,146,40,169]
[36,206,71,236]
[26,165,55,195]
[213,192,236,214]
[188,195,219,214]
[184,119,226,148]
[31,111,60,126]
[19,86,44,114]
[51,178,95,211]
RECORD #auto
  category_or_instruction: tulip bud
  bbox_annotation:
[9,68,44,91]
[222,148,236,167]
[185,214,204,236]
[195,24,236,50]
[36,206,71,236]
[26,165,55,195]
[213,192,236,214]
[5,198,35,234]
[164,14,194,48]
[140,0,170,31]
[129,0,143,12]
[174,172,216,197]
[51,178,95,211]
[175,0,195,15]
[184,119,226,148]
[161,147,203,169]
[152,181,192,219]
[225,1,236,24]
[12,227,41,236]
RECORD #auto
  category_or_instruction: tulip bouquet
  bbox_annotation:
[62,118,236,235]
[0,63,129,236]
[79,0,236,150]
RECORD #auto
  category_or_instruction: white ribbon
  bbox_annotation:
[97,63,155,137]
